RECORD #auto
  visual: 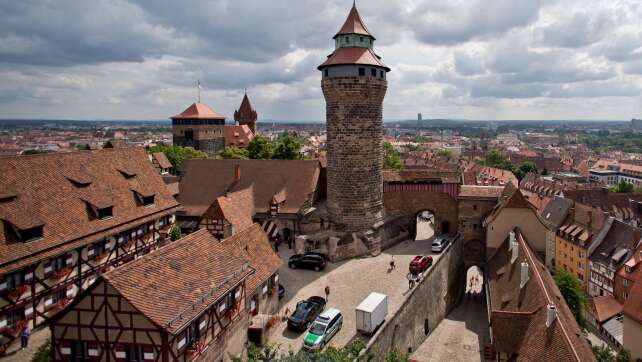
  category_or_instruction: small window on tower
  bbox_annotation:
[345,37,349,43]
[358,68,365,76]
[371,68,376,77]
[325,69,328,77]
[360,37,364,42]
[380,70,384,78]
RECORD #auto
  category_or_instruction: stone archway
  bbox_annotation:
[384,190,459,238]
[415,210,436,241]
[464,239,485,267]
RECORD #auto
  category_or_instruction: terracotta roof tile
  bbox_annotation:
[178,159,320,217]
[588,296,622,323]
[334,5,373,39]
[202,187,254,232]
[0,148,180,273]
[152,152,172,170]
[104,229,251,334]
[171,102,225,120]
[224,124,254,147]
[318,47,389,71]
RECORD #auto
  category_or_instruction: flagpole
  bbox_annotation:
[197,80,201,103]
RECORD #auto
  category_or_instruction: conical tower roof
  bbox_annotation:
[237,93,254,115]
[333,4,374,39]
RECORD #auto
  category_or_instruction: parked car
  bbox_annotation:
[409,255,433,275]
[303,308,343,351]
[356,292,388,336]
[288,253,327,271]
[278,284,285,299]
[287,296,326,331]
[431,237,449,253]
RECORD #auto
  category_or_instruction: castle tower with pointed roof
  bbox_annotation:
[171,102,226,156]
[319,3,390,232]
[234,93,258,134]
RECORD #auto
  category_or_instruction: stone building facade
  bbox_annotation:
[171,102,227,157]
[319,4,390,233]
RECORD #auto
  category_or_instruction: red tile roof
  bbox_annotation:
[151,152,172,169]
[178,159,321,217]
[234,94,257,121]
[588,296,622,323]
[222,223,281,293]
[334,5,373,39]
[0,148,180,273]
[488,230,596,361]
[459,185,504,199]
[104,229,252,334]
[224,124,254,148]
[171,102,225,120]
[202,187,255,233]
[318,47,389,71]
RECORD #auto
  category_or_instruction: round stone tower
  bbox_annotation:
[319,3,390,232]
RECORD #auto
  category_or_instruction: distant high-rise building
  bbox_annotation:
[319,2,390,232]
[418,113,422,121]
[234,92,258,134]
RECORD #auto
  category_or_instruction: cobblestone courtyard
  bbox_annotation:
[269,220,440,354]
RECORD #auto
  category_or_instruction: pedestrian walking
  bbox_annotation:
[324,285,330,301]
[389,256,396,271]
[20,325,30,350]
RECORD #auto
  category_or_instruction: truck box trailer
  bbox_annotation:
[356,292,388,335]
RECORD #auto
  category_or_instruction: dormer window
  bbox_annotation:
[117,167,137,179]
[97,207,113,220]
[132,188,155,207]
[17,225,44,242]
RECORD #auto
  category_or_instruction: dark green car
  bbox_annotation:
[303,308,342,351]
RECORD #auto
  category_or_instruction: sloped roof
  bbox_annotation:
[487,230,595,361]
[540,196,573,229]
[334,5,374,39]
[234,93,257,122]
[383,169,460,183]
[177,159,321,217]
[623,268,642,324]
[318,47,390,71]
[0,148,180,273]
[152,152,172,170]
[588,296,622,323]
[202,187,255,232]
[459,185,504,199]
[104,229,252,334]
[171,102,225,120]
[224,124,254,147]
[222,223,282,293]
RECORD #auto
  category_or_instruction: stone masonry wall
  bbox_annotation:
[322,76,387,232]
[383,190,459,237]
[362,235,465,361]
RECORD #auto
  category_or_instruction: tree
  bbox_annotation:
[514,162,539,181]
[383,142,402,169]
[233,339,395,362]
[554,268,587,328]
[246,134,275,159]
[592,345,631,362]
[483,150,514,171]
[219,146,249,160]
[403,143,422,152]
[22,149,48,155]
[273,134,302,160]
[541,167,549,176]
[31,337,52,362]
[610,179,634,193]
[147,145,208,175]
[169,225,182,241]
[436,149,453,159]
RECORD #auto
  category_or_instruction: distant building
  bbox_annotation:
[632,118,642,132]
[418,113,422,121]
[234,93,258,134]
[171,102,227,156]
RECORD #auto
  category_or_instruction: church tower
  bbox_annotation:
[319,3,390,232]
[234,92,258,134]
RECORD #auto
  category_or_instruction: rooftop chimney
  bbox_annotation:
[546,304,557,328]
[510,232,519,264]
[234,164,241,182]
[520,262,530,289]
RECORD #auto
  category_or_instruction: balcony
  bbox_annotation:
[0,319,28,337]
[4,284,28,301]
[49,267,72,281]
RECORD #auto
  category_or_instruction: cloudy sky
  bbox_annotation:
[1,0,642,121]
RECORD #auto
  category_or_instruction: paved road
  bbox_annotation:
[411,268,489,362]
[270,234,441,354]
[2,327,50,362]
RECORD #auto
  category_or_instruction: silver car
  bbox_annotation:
[431,238,449,253]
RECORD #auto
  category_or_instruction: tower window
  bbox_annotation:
[371,68,377,77]
[358,68,365,76]
[360,37,364,42]
[380,70,384,78]
[324,69,328,77]
[345,37,349,43]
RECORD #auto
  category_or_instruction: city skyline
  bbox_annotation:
[1,0,642,121]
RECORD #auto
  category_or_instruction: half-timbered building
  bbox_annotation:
[0,148,179,348]
[177,159,322,244]
[51,229,253,362]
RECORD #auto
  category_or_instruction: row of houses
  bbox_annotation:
[489,173,642,359]
[0,146,293,360]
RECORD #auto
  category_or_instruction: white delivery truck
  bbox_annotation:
[355,292,388,336]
